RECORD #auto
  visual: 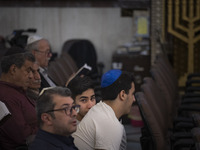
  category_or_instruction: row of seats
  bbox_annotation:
[48,39,103,102]
[135,52,200,150]
[48,52,78,86]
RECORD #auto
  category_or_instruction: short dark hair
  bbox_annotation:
[36,87,72,127]
[67,76,94,100]
[1,51,35,73]
[4,46,26,56]
[101,71,134,100]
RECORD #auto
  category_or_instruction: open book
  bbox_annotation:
[0,101,11,125]
[65,63,92,86]
[74,63,92,77]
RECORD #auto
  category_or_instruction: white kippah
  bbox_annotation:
[27,35,43,45]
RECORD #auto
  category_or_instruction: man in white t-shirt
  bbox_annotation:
[73,69,136,150]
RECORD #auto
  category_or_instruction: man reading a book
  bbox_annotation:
[0,50,38,150]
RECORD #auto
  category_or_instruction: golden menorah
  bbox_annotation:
[168,0,200,86]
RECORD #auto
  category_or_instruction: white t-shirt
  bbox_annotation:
[73,101,127,150]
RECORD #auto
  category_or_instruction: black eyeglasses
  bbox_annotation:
[45,105,80,116]
[35,49,52,56]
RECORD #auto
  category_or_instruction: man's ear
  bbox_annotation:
[41,113,53,125]
[10,64,17,75]
[119,90,126,101]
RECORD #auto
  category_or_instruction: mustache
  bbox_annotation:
[32,80,41,84]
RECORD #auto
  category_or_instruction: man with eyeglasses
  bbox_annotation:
[67,76,96,123]
[26,35,56,91]
[29,86,79,150]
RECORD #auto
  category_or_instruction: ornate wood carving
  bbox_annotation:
[167,0,200,86]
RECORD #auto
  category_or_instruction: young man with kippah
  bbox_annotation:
[73,69,136,150]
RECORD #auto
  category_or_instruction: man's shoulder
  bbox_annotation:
[85,101,115,118]
[30,131,77,150]
[30,131,57,150]
[81,103,104,121]
[78,108,113,130]
[30,140,62,150]
[0,81,16,90]
[0,81,23,91]
[0,82,26,99]
[29,140,48,150]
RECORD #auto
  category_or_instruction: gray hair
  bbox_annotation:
[25,39,49,53]
[25,40,40,52]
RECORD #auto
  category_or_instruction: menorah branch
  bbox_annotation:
[182,0,189,21]
[175,0,188,32]
[194,36,200,43]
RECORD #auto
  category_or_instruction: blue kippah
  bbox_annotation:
[101,69,122,88]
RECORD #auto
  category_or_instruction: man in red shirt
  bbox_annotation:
[0,48,38,150]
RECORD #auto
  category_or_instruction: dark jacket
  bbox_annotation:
[39,73,57,92]
[29,129,78,150]
[39,72,51,91]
